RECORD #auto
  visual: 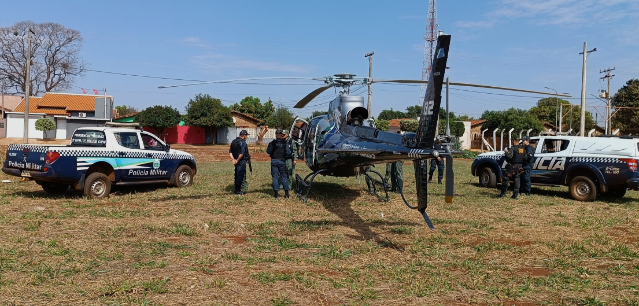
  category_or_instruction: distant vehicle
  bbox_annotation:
[471,135,639,201]
[2,127,196,198]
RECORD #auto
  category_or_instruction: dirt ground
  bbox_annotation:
[0,145,638,305]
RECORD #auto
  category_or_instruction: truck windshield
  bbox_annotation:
[71,130,107,147]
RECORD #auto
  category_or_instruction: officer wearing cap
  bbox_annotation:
[520,136,535,196]
[267,129,292,198]
[229,130,250,195]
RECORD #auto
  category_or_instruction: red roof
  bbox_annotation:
[469,119,486,127]
[13,92,112,116]
[389,118,414,127]
[231,110,263,123]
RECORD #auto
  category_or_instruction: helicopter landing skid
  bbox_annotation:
[363,169,390,202]
[295,169,330,203]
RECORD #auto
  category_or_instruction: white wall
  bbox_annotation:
[460,121,472,150]
[6,113,45,139]
[56,117,67,139]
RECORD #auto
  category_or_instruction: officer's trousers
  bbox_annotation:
[234,160,246,193]
[271,159,289,191]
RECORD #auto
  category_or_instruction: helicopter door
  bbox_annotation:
[305,117,322,168]
[291,118,308,159]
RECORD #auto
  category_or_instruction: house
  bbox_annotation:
[462,119,486,150]
[5,92,113,140]
[216,111,265,144]
[388,118,413,134]
[0,95,25,138]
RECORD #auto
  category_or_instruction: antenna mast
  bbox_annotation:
[420,0,438,105]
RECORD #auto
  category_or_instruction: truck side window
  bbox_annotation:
[71,130,107,147]
[541,139,569,153]
[141,134,164,151]
[115,132,141,149]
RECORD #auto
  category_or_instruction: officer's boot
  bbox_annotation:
[284,190,290,198]
[274,190,279,198]
[428,174,433,183]
[498,192,506,198]
[438,178,442,184]
[511,192,518,199]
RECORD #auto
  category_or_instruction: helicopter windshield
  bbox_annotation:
[291,118,308,143]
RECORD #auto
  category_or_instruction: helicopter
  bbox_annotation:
[285,34,453,228]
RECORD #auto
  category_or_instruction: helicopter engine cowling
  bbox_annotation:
[337,95,367,126]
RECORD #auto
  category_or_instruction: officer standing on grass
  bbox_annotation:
[499,138,527,199]
[520,136,535,196]
[267,129,291,198]
[385,161,403,193]
[229,130,250,195]
[284,130,298,191]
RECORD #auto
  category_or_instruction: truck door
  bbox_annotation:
[532,138,570,183]
[140,132,174,180]
[114,131,169,181]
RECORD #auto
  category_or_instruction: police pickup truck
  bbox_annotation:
[2,127,196,198]
[471,136,639,201]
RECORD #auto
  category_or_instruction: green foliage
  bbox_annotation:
[400,119,418,132]
[378,108,406,120]
[183,94,233,130]
[34,118,55,132]
[114,105,138,118]
[611,79,639,134]
[267,105,295,129]
[405,105,422,119]
[529,98,594,133]
[311,110,328,118]
[481,108,544,135]
[376,119,389,131]
[459,150,479,159]
[229,96,274,126]
[135,105,181,136]
[438,109,466,137]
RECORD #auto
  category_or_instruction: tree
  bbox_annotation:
[399,119,418,132]
[438,109,466,137]
[611,79,639,134]
[135,105,181,137]
[528,97,594,133]
[481,108,544,135]
[35,118,55,132]
[377,108,406,120]
[115,105,139,118]
[183,94,233,135]
[0,21,86,96]
[268,105,295,129]
[376,119,389,131]
[229,96,274,126]
[404,105,422,119]
[311,110,328,118]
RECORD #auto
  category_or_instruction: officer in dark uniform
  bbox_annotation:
[428,144,445,184]
[520,136,535,196]
[385,161,403,192]
[267,129,292,198]
[229,130,250,195]
[499,140,527,199]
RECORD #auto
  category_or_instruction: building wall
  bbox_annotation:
[94,97,114,120]
[56,118,67,140]
[6,113,45,139]
[459,122,472,150]
[70,111,96,118]
[216,127,275,144]
[232,114,259,128]
[143,126,206,144]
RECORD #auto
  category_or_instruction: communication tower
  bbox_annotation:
[420,0,438,104]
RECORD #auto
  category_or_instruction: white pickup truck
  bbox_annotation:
[472,135,639,201]
[2,127,197,198]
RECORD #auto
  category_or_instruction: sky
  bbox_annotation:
[2,0,639,126]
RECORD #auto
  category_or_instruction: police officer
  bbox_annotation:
[520,136,535,196]
[229,130,250,195]
[499,139,526,199]
[284,130,298,191]
[385,161,404,192]
[267,129,292,198]
[428,143,445,184]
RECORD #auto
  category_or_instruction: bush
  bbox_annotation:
[35,118,56,132]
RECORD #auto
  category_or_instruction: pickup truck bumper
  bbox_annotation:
[627,178,639,190]
[2,166,77,184]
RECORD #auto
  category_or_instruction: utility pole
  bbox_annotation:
[579,43,596,137]
[21,28,36,144]
[365,52,374,115]
[600,67,615,134]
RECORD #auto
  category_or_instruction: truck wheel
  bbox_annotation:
[41,183,70,195]
[603,187,627,199]
[173,165,193,187]
[569,176,597,202]
[84,173,111,199]
[479,167,497,188]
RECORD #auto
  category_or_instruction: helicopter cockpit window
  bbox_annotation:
[292,120,307,142]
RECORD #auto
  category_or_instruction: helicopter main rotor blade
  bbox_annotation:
[373,79,572,97]
[294,84,335,109]
[158,77,317,89]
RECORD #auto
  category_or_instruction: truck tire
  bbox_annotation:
[84,173,111,199]
[569,176,597,202]
[478,167,497,188]
[41,183,69,195]
[173,165,193,187]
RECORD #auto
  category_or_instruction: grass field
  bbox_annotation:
[0,148,638,305]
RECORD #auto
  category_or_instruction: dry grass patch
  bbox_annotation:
[0,149,638,305]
